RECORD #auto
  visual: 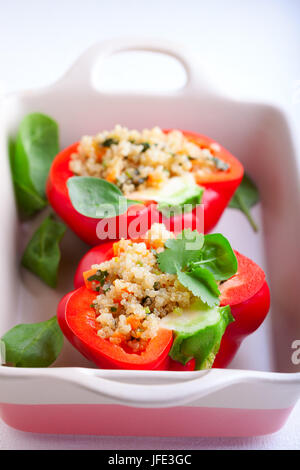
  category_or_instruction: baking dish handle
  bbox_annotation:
[60,38,212,95]
[63,368,244,408]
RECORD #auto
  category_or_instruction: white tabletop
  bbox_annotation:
[1,0,299,450]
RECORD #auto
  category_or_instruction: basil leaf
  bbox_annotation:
[21,214,66,287]
[11,113,59,216]
[177,267,220,307]
[190,233,238,281]
[10,137,47,216]
[157,229,205,274]
[157,184,204,217]
[229,173,259,232]
[67,176,139,219]
[1,316,63,367]
[8,137,15,172]
[13,180,48,216]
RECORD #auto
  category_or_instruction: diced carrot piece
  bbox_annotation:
[113,241,121,256]
[110,332,127,344]
[83,268,99,290]
[106,169,117,183]
[127,315,141,330]
[93,144,106,162]
[148,173,163,187]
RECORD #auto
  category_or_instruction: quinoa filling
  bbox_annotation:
[88,224,196,352]
[69,125,229,196]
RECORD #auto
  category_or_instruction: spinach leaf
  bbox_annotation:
[229,173,259,232]
[13,180,48,216]
[12,113,59,216]
[189,233,238,281]
[21,214,66,288]
[157,184,204,217]
[1,316,63,367]
[67,176,139,218]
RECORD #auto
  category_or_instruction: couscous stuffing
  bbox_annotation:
[69,125,229,196]
[87,223,196,352]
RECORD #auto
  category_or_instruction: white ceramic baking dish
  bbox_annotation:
[0,39,300,437]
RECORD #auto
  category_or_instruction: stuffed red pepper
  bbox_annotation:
[58,224,269,370]
[47,126,243,245]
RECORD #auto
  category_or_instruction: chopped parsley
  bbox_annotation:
[141,142,150,152]
[87,270,108,286]
[157,229,237,307]
[102,138,119,147]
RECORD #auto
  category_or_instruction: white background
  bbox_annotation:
[0,0,300,450]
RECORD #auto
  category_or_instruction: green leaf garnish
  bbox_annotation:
[67,176,140,219]
[157,229,205,274]
[1,316,63,367]
[163,304,234,370]
[157,184,204,217]
[229,173,259,232]
[176,267,220,307]
[21,214,66,288]
[189,233,238,281]
[11,113,59,216]
[157,229,237,306]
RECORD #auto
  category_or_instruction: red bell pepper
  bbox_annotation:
[46,131,243,245]
[166,251,270,370]
[61,242,269,370]
[57,287,173,370]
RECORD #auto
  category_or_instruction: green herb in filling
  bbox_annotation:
[141,142,150,152]
[210,156,229,171]
[88,270,108,285]
[102,138,119,147]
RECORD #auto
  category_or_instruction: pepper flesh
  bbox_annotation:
[46,131,243,245]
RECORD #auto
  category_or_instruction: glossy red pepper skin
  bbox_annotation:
[46,132,243,245]
[69,245,270,370]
